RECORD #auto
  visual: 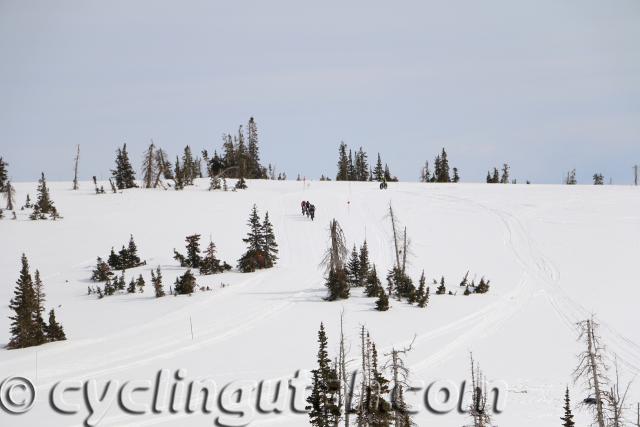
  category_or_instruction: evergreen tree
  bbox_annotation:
[560,386,575,427]
[45,309,66,342]
[415,271,427,307]
[387,267,416,301]
[435,276,447,295]
[115,272,126,291]
[453,167,460,183]
[174,269,197,295]
[347,149,356,180]
[261,212,279,268]
[365,265,383,297]
[136,274,145,293]
[234,176,248,190]
[111,144,137,189]
[492,168,500,183]
[33,270,47,344]
[593,173,604,185]
[141,142,156,188]
[0,156,8,191]
[436,148,451,182]
[337,142,349,181]
[199,241,231,275]
[421,160,431,183]
[246,117,265,178]
[8,254,43,349]
[174,156,184,190]
[30,172,59,220]
[368,342,393,423]
[209,150,225,177]
[306,323,341,426]
[238,205,267,272]
[325,267,350,301]
[374,153,384,182]
[355,147,369,181]
[500,163,510,184]
[151,266,165,298]
[182,145,195,185]
[565,169,577,185]
[127,277,136,294]
[91,257,113,282]
[358,240,370,288]
[475,278,490,294]
[375,288,389,311]
[346,245,361,288]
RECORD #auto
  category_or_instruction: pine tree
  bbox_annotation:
[415,271,427,307]
[182,145,195,185]
[234,176,247,190]
[347,149,356,181]
[142,142,156,188]
[30,172,59,220]
[346,245,361,288]
[325,267,350,301]
[375,288,389,311]
[561,386,575,427]
[134,274,145,293]
[174,156,184,190]
[593,173,604,185]
[261,212,278,268]
[369,341,393,423]
[112,144,137,189]
[358,240,370,288]
[453,167,460,183]
[127,277,136,294]
[475,278,490,294]
[91,257,112,282]
[151,266,165,297]
[174,269,197,294]
[45,309,66,342]
[185,234,201,268]
[8,254,43,349]
[306,323,341,426]
[374,153,384,182]
[387,267,416,301]
[436,148,451,182]
[238,205,267,272]
[435,276,447,295]
[246,117,265,178]
[365,265,383,297]
[199,240,231,275]
[0,156,8,191]
[33,270,47,344]
[115,272,126,291]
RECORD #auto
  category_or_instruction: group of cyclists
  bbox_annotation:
[301,200,316,221]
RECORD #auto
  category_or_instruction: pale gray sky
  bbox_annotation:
[1,0,639,183]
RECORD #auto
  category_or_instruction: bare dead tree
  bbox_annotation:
[337,310,352,427]
[635,401,639,426]
[4,180,15,210]
[606,358,633,427]
[468,353,492,427]
[72,144,80,190]
[388,204,401,270]
[321,219,348,274]
[385,336,416,427]
[574,317,608,427]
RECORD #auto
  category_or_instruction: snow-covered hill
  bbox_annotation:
[1,179,639,426]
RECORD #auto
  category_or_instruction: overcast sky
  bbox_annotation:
[1,0,639,184]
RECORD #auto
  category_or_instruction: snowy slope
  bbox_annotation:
[0,179,639,426]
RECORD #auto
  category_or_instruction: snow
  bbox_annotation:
[0,179,639,426]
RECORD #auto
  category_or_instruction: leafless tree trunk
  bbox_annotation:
[5,180,15,210]
[607,359,632,427]
[72,145,80,190]
[338,310,351,427]
[388,204,401,270]
[468,353,491,427]
[385,336,415,427]
[574,318,608,427]
[142,141,156,189]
